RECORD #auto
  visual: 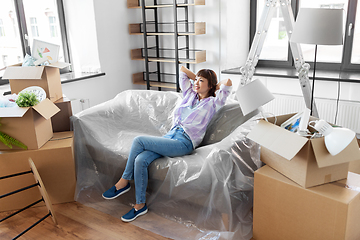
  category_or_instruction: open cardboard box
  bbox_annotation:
[253,165,360,240]
[247,113,360,188]
[2,62,70,102]
[349,135,360,175]
[0,98,60,150]
[52,96,73,132]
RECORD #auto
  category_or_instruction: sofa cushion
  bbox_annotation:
[199,103,259,147]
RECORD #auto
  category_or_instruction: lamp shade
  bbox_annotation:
[290,8,344,45]
[236,79,274,115]
[313,119,355,156]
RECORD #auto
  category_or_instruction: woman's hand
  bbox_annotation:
[216,78,232,91]
[180,66,196,80]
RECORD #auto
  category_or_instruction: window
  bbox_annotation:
[9,11,18,37]
[48,16,58,38]
[30,17,39,37]
[256,0,292,62]
[251,0,360,71]
[0,19,5,37]
[0,0,70,81]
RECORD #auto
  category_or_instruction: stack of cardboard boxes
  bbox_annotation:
[248,114,360,240]
[0,63,75,212]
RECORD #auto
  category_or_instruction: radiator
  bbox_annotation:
[263,94,360,133]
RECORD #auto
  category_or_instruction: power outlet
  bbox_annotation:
[70,98,90,114]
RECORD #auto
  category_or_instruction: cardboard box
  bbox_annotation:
[52,97,73,132]
[253,165,360,240]
[0,98,60,150]
[0,131,75,212]
[349,160,360,175]
[2,62,70,102]
[247,114,360,188]
[351,135,360,174]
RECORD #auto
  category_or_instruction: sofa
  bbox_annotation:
[71,89,262,240]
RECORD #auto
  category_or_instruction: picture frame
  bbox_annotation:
[281,111,303,132]
[280,108,311,133]
[31,39,60,63]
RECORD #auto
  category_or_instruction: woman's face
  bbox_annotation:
[193,75,210,99]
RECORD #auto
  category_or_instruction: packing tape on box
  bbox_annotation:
[331,182,360,192]
[324,174,332,183]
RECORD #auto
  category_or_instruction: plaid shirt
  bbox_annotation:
[173,72,232,148]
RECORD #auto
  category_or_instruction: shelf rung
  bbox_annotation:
[129,23,141,35]
[148,58,176,63]
[146,4,173,8]
[130,49,206,64]
[129,22,206,36]
[150,82,177,89]
[127,0,141,8]
[194,50,206,63]
[147,32,175,36]
[132,72,176,89]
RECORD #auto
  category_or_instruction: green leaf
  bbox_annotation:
[0,132,28,150]
[15,92,39,107]
[0,134,13,149]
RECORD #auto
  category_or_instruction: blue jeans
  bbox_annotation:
[122,126,194,204]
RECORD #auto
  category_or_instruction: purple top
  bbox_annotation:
[173,72,232,148]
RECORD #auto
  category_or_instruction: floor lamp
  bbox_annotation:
[290,8,344,116]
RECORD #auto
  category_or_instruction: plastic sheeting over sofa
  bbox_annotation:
[71,90,261,240]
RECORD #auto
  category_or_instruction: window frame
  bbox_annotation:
[342,0,359,70]
[250,0,360,72]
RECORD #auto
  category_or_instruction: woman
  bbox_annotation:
[102,66,232,222]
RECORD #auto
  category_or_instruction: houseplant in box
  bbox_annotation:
[15,91,40,107]
[0,87,46,150]
[15,86,46,107]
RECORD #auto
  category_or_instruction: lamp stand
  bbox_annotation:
[310,44,318,116]
[259,107,270,122]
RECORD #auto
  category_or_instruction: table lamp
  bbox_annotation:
[236,79,275,119]
[312,119,355,156]
[290,8,344,116]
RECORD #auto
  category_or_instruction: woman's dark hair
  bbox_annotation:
[196,69,218,97]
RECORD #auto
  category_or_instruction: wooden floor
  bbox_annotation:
[0,202,171,240]
[0,201,256,240]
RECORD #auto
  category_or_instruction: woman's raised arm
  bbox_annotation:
[180,66,196,80]
[215,78,232,91]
